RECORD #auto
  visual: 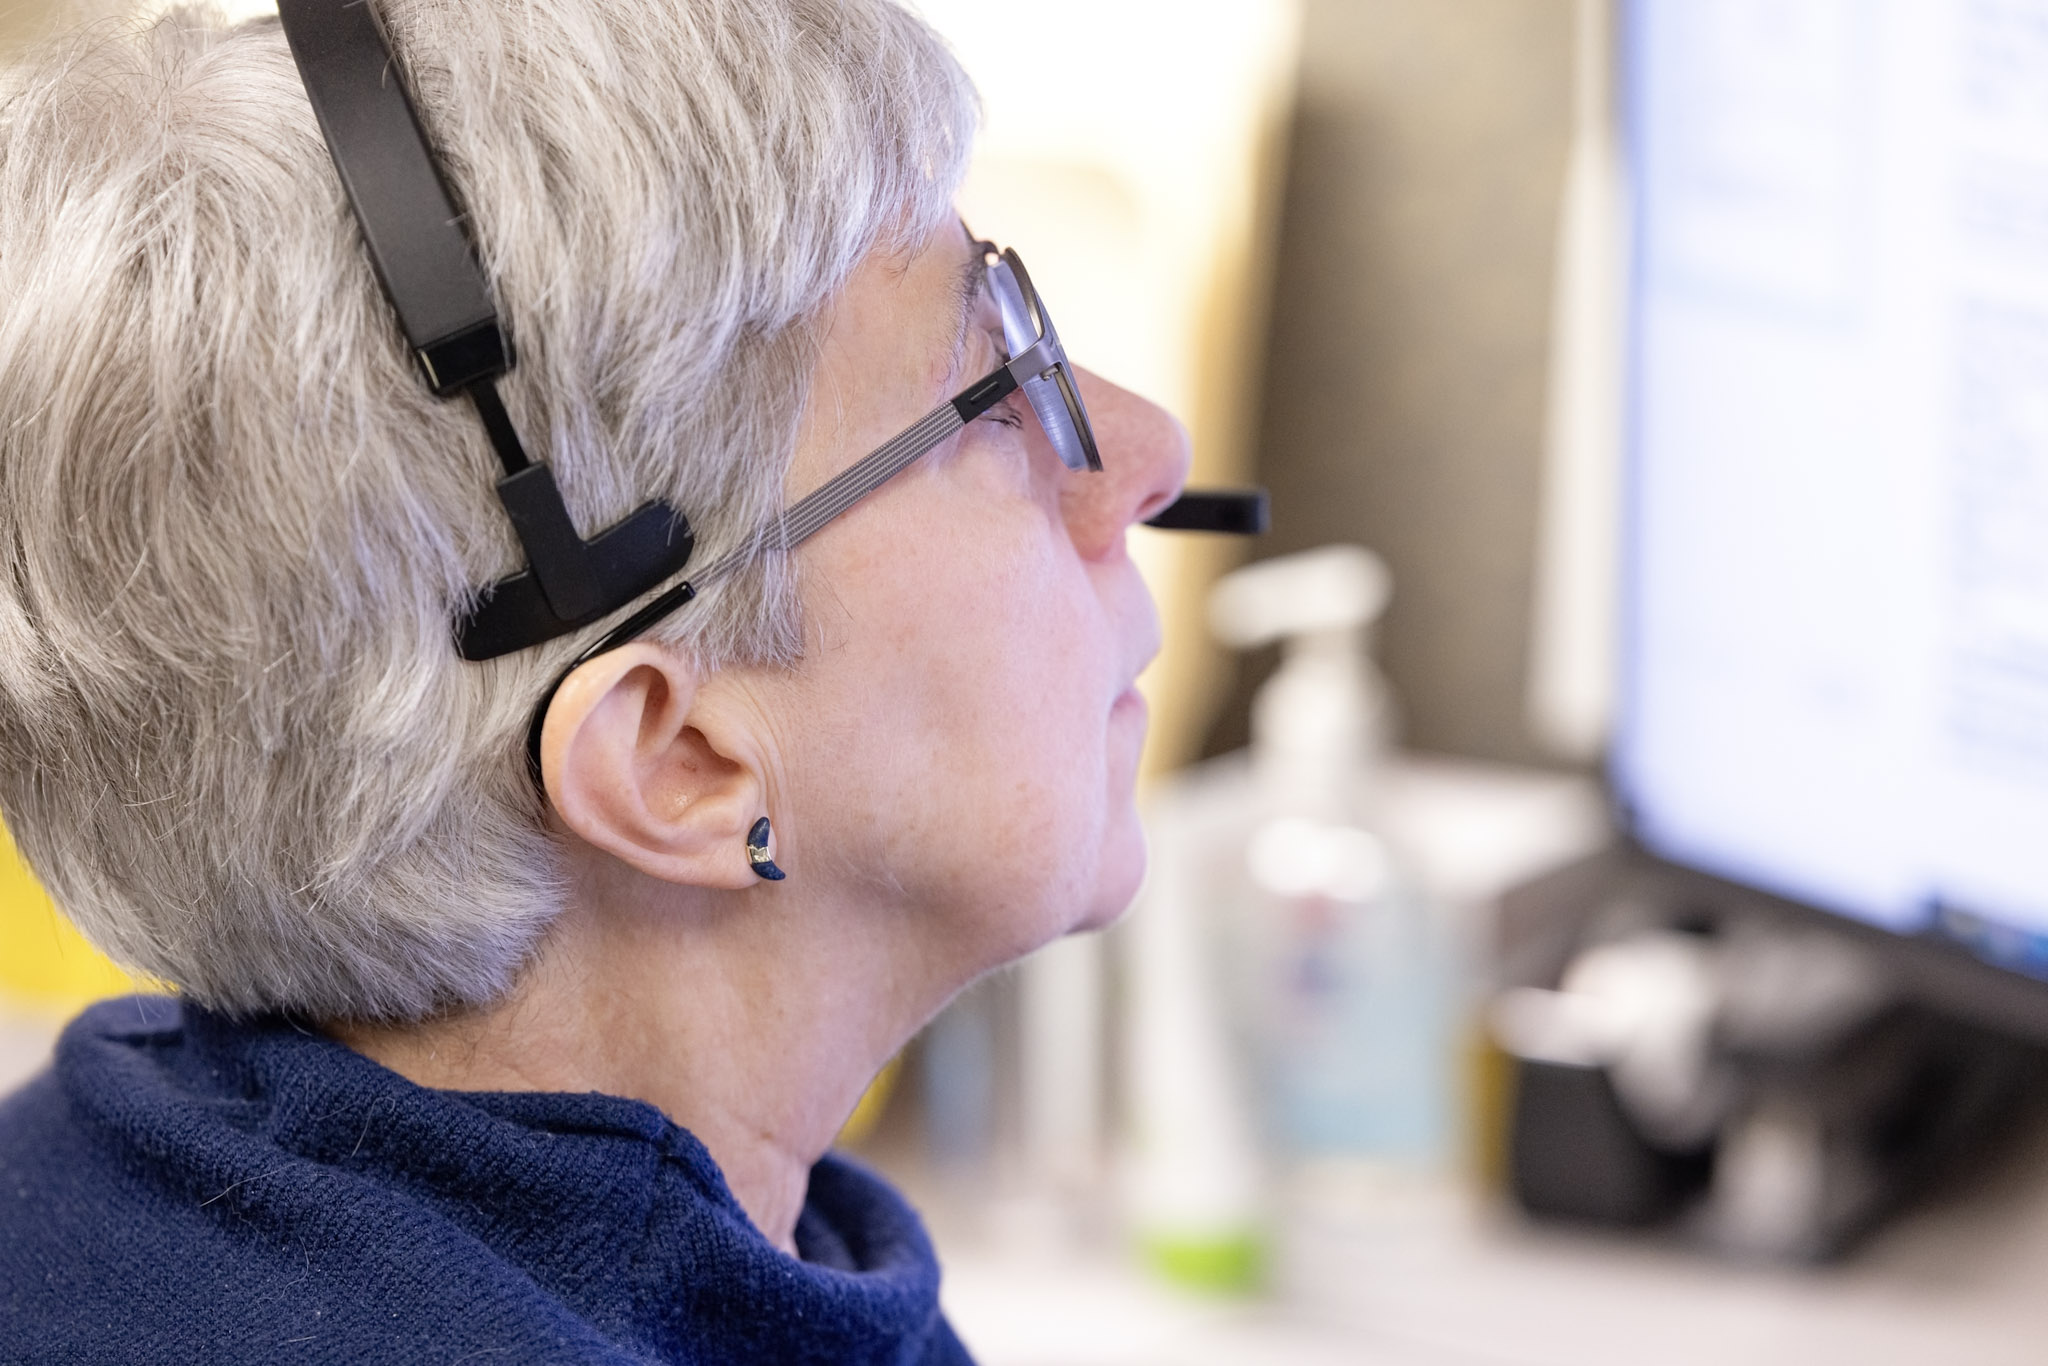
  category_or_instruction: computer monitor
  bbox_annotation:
[1612,0,2048,991]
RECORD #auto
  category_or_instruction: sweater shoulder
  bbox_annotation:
[0,1023,611,1365]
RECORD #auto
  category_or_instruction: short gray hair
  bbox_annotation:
[0,0,976,1020]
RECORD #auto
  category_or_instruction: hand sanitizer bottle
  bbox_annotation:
[1123,546,1454,1293]
[1210,546,1454,1165]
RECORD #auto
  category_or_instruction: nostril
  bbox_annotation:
[1135,485,1180,525]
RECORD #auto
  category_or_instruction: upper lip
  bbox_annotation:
[1119,641,1160,700]
[1114,578,1163,700]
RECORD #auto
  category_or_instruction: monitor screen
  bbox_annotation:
[1613,0,2048,975]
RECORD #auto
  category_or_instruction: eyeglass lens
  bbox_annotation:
[987,251,1102,473]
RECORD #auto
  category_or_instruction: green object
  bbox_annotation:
[1138,1232,1265,1294]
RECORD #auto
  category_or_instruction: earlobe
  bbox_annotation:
[539,643,766,890]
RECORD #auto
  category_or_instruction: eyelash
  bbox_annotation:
[976,396,1025,430]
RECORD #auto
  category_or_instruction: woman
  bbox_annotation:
[0,0,1194,1360]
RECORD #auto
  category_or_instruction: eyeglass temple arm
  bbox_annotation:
[690,350,1265,602]
[686,344,1046,588]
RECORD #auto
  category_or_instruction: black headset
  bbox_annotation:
[274,0,1265,665]
[277,0,692,662]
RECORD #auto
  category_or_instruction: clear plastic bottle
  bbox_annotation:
[1124,546,1458,1291]
[1209,546,1455,1164]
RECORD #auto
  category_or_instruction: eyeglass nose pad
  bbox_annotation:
[1031,367,1097,472]
[1013,360,1094,472]
[987,260,1097,472]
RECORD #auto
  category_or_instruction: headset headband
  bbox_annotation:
[276,0,694,662]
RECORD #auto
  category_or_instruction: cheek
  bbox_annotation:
[893,535,1130,918]
[789,452,1154,956]
[947,570,1109,812]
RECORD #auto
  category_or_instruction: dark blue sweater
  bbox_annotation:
[0,996,974,1365]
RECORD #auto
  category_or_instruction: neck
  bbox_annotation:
[330,847,950,1254]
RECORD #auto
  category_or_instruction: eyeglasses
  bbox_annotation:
[518,235,1108,778]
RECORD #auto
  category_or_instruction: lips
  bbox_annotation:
[1111,643,1157,721]
[1110,576,1161,720]
[1117,638,1160,712]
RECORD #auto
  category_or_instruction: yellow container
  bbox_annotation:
[0,822,133,1017]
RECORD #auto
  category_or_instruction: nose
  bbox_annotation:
[1063,368,1192,559]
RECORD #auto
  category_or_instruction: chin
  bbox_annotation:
[1068,809,1148,935]
[1068,696,1151,933]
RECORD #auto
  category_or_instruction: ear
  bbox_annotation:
[538,642,764,890]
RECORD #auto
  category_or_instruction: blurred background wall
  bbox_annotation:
[1215,0,1578,769]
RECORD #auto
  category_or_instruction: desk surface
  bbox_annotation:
[935,1130,2048,1366]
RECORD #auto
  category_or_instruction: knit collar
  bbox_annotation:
[60,995,954,1364]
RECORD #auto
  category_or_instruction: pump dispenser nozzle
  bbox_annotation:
[1207,543,1391,649]
[1210,545,1395,816]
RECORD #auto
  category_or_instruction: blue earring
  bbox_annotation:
[746,817,786,881]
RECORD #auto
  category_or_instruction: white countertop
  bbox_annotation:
[934,1133,2048,1366]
